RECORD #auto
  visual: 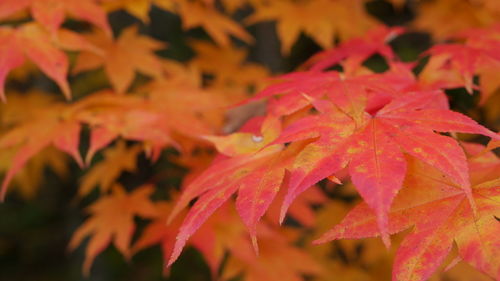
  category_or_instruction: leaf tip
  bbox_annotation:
[381,232,391,249]
[377,212,391,248]
[278,204,289,225]
[166,207,181,225]
[166,237,185,268]
[84,149,97,167]
[311,236,328,245]
[59,80,72,101]
[74,153,85,169]
[312,227,342,245]
[0,174,13,202]
[250,233,259,256]
[0,90,6,103]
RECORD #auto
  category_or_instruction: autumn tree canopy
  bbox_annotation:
[0,1,499,281]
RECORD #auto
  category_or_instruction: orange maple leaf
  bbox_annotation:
[247,0,376,54]
[0,98,84,200]
[0,92,71,199]
[0,23,101,101]
[73,26,165,93]
[135,201,322,280]
[222,227,322,281]
[102,0,251,46]
[177,0,252,47]
[413,0,498,40]
[189,40,269,96]
[0,0,111,35]
[420,24,500,104]
[315,153,500,281]
[79,142,143,196]
[68,184,157,275]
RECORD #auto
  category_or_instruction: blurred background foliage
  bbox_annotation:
[0,0,499,281]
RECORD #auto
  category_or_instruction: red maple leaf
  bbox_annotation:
[0,0,110,35]
[315,152,500,281]
[0,23,101,101]
[304,25,405,73]
[269,85,497,246]
[168,63,499,265]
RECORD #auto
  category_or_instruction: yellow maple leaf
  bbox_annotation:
[247,0,377,54]
[73,26,165,93]
[178,0,252,46]
[0,147,68,199]
[189,41,269,97]
[79,141,143,197]
[413,0,499,40]
[69,184,157,275]
[101,0,153,22]
[101,0,251,46]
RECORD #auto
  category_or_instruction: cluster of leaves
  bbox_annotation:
[0,1,499,281]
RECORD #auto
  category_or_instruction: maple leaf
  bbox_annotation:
[99,0,250,46]
[0,147,68,199]
[74,91,177,163]
[422,45,489,95]
[73,26,165,93]
[420,25,500,103]
[100,0,155,22]
[247,70,398,118]
[141,62,228,138]
[134,202,243,277]
[135,201,321,280]
[74,67,226,164]
[176,0,252,47]
[189,40,269,96]
[166,115,317,264]
[304,25,405,73]
[413,0,497,40]
[265,184,327,228]
[0,22,102,101]
[205,115,281,157]
[79,142,143,197]
[0,0,111,35]
[166,143,286,264]
[168,64,499,265]
[0,98,84,200]
[221,228,322,281]
[268,87,497,246]
[0,23,101,101]
[418,52,465,92]
[0,93,70,198]
[315,154,500,281]
[246,0,376,54]
[132,201,186,274]
[306,200,399,281]
[68,184,157,275]
[189,201,323,281]
[247,60,419,119]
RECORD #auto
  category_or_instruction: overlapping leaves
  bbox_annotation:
[166,33,500,275]
[315,149,500,281]
[0,0,500,280]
